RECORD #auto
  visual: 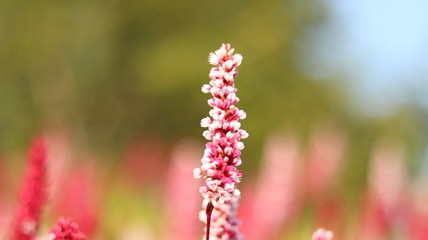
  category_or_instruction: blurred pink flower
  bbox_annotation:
[314,196,344,239]
[52,162,99,237]
[356,193,389,240]
[45,128,71,199]
[405,198,428,240]
[405,180,428,240]
[304,125,346,198]
[303,126,347,238]
[194,43,247,240]
[44,128,99,237]
[48,218,87,240]
[163,140,202,240]
[12,137,48,240]
[369,140,406,212]
[122,137,165,188]
[242,133,301,240]
[312,228,333,240]
[356,139,406,240]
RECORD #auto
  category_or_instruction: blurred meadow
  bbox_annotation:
[1,0,428,239]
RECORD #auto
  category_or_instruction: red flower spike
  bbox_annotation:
[12,137,47,240]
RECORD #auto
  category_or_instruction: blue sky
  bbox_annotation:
[309,0,428,116]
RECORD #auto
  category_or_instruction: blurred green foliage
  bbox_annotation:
[0,0,327,148]
[0,0,426,182]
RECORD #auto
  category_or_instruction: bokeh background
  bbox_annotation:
[1,0,428,239]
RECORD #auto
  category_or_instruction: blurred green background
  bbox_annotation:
[1,0,428,239]
[1,0,426,178]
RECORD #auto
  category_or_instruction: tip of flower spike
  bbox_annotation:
[312,228,333,240]
[222,43,233,55]
[208,43,240,67]
[48,218,88,240]
[29,136,47,165]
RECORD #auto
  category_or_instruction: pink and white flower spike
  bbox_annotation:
[312,228,334,240]
[194,43,247,240]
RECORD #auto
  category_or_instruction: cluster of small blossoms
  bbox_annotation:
[193,43,248,240]
[312,228,334,240]
[48,218,87,240]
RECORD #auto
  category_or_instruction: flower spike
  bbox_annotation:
[12,137,47,240]
[194,43,247,240]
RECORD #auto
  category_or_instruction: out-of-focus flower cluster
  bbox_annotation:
[0,127,426,239]
[48,218,87,240]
